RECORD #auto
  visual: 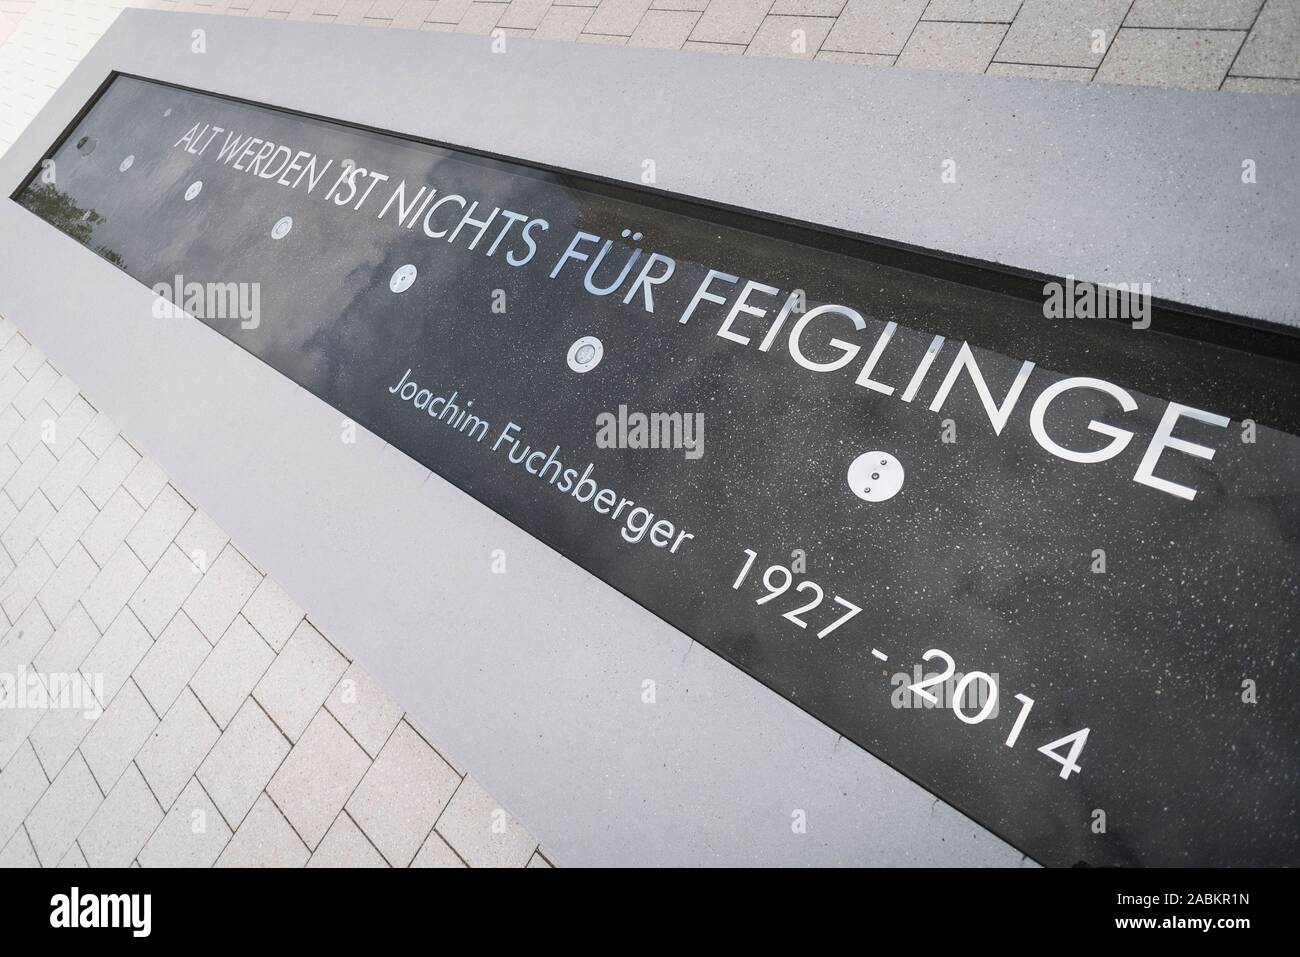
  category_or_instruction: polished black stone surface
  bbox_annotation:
[15,74,1299,867]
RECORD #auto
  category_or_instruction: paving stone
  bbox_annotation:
[28,686,100,780]
[922,0,1020,21]
[7,401,55,461]
[43,375,78,416]
[628,8,697,46]
[57,842,87,867]
[528,850,554,867]
[38,441,96,509]
[241,575,304,652]
[191,616,275,729]
[458,1,507,32]
[346,720,460,865]
[1127,0,1263,29]
[182,545,261,643]
[823,0,926,54]
[173,508,229,569]
[216,792,309,867]
[79,435,140,508]
[77,762,162,867]
[683,38,747,52]
[13,363,59,416]
[1097,28,1245,89]
[267,710,371,850]
[78,412,118,458]
[122,456,169,508]
[0,408,23,448]
[746,14,833,59]
[411,830,466,866]
[533,4,592,37]
[31,602,96,675]
[308,812,388,867]
[390,0,435,28]
[81,678,158,792]
[0,447,21,493]
[0,695,45,770]
[79,607,151,705]
[0,542,55,621]
[498,0,550,29]
[36,543,98,627]
[325,662,404,757]
[47,398,96,459]
[128,544,203,638]
[651,0,707,10]
[1232,0,1300,78]
[584,0,649,35]
[429,0,473,22]
[995,0,1130,68]
[198,698,290,827]
[80,487,143,566]
[6,444,57,508]
[23,751,101,866]
[987,61,1095,81]
[254,619,348,740]
[131,611,210,716]
[0,826,38,867]
[135,688,220,810]
[2,489,54,561]
[137,777,231,867]
[0,604,53,684]
[0,739,48,849]
[689,0,772,44]
[1222,74,1300,91]
[125,485,193,569]
[80,544,147,632]
[770,0,845,16]
[13,347,45,381]
[435,775,536,867]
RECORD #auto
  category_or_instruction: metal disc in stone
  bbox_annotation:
[389,264,417,293]
[272,216,293,240]
[567,336,603,373]
[847,451,905,502]
[184,180,202,201]
[119,154,134,172]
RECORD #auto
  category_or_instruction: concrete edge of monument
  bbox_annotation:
[1,9,1288,867]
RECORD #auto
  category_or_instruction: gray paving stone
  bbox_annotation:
[267,710,371,850]
[824,0,927,54]
[38,442,95,509]
[499,0,550,29]
[435,775,536,868]
[0,543,54,622]
[1097,28,1245,89]
[135,688,220,810]
[79,606,151,705]
[746,14,834,58]
[528,850,554,867]
[78,435,139,509]
[411,829,466,866]
[1232,0,1300,78]
[1127,0,1263,29]
[77,763,163,868]
[325,662,404,757]
[31,602,95,676]
[5,445,56,510]
[23,751,101,866]
[770,0,845,16]
[131,611,211,716]
[36,542,98,627]
[0,826,38,867]
[987,61,1095,81]
[173,509,229,570]
[651,0,707,10]
[47,398,95,459]
[0,739,47,850]
[346,720,460,866]
[190,617,274,730]
[8,401,56,462]
[254,619,348,740]
[182,544,261,644]
[80,544,147,632]
[683,38,747,52]
[78,412,118,458]
[28,692,99,780]
[80,678,157,792]
[125,485,193,569]
[137,777,231,867]
[240,574,304,652]
[584,0,650,35]
[691,0,775,44]
[457,1,507,33]
[80,487,143,567]
[57,842,87,867]
[216,792,309,867]
[308,812,389,867]
[128,544,202,638]
[2,489,54,561]
[628,9,697,46]
[995,0,1130,68]
[122,457,169,508]
[1222,74,1300,91]
[198,698,290,827]
[1,603,56,678]
[923,0,1020,21]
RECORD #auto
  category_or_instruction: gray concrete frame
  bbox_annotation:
[1,10,1293,866]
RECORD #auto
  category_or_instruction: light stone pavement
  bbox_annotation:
[0,315,553,868]
[2,0,1300,154]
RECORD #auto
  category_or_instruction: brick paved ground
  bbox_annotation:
[0,315,552,867]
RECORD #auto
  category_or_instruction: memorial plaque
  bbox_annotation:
[14,73,1299,867]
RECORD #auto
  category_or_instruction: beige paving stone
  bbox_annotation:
[122,456,169,508]
[80,678,157,792]
[689,0,771,44]
[1128,0,1263,29]
[135,688,220,810]
[578,28,627,41]
[128,544,202,637]
[2,488,54,560]
[30,602,95,675]
[79,543,147,632]
[0,826,38,867]
[131,611,210,715]
[0,739,47,849]
[125,485,194,568]
[241,574,304,652]
[137,777,231,867]
[390,0,434,28]
[216,792,309,867]
[457,0,506,31]
[254,619,348,740]
[498,0,549,29]
[77,762,162,867]
[1222,74,1300,92]
[79,607,151,705]
[80,487,143,566]
[628,8,696,46]
[191,616,275,729]
[78,435,140,508]
[987,61,1094,81]
[182,544,261,643]
[429,0,473,22]
[267,710,371,850]
[38,441,95,508]
[36,542,98,627]
[533,3,591,37]
[746,14,833,59]
[770,0,845,15]
[346,720,460,865]
[651,0,706,9]
[0,541,55,621]
[23,750,101,866]
[435,775,536,867]
[1232,0,1300,78]
[923,0,1019,20]
[683,38,747,52]
[411,829,466,866]
[198,698,290,827]
[823,0,926,54]
[309,812,388,866]
[173,509,229,569]
[325,662,404,757]
[583,0,649,35]
[6,443,57,508]
[995,0,1129,68]
[1096,28,1244,90]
